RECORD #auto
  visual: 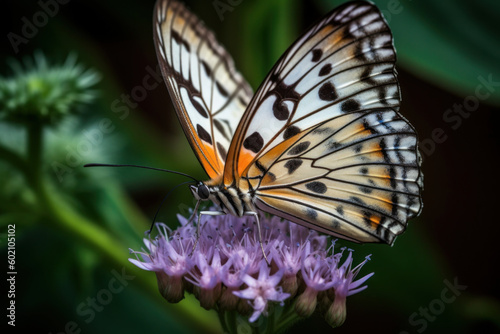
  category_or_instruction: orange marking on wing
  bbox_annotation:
[378,197,394,212]
[205,175,223,187]
[377,167,393,187]
[257,132,305,169]
[324,27,344,46]
[238,150,256,176]
[365,142,383,159]
[356,123,376,139]
[317,25,334,39]
[173,12,186,28]
[200,143,221,177]
[369,215,381,230]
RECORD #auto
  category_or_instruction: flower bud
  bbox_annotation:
[325,294,346,328]
[198,283,222,310]
[219,287,240,311]
[281,274,298,297]
[294,287,318,317]
[156,272,184,303]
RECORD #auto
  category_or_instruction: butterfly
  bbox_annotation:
[153,0,423,250]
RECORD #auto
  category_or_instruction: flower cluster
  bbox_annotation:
[129,209,373,330]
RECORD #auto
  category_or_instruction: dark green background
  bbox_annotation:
[1,0,499,333]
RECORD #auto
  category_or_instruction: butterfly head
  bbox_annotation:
[190,182,211,201]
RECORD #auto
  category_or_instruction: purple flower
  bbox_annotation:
[233,261,290,322]
[325,248,374,327]
[129,208,373,329]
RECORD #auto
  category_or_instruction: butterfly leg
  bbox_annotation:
[187,199,202,224]
[191,210,225,254]
[243,211,269,265]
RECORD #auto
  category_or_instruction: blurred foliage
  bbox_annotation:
[0,52,100,125]
[1,0,499,333]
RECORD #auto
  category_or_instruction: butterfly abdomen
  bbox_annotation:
[208,185,254,217]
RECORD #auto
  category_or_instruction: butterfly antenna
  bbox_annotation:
[84,163,198,182]
[148,180,197,234]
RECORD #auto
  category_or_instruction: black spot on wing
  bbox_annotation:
[336,206,344,216]
[217,142,227,161]
[350,196,366,206]
[327,140,342,151]
[197,124,212,144]
[359,186,373,194]
[284,159,303,174]
[341,99,360,113]
[216,81,229,97]
[201,61,211,76]
[283,125,301,140]
[319,82,337,101]
[306,208,318,220]
[319,63,332,76]
[191,97,208,118]
[288,141,311,155]
[305,181,327,194]
[312,127,335,135]
[266,172,277,182]
[214,119,229,140]
[243,132,264,153]
[311,49,322,62]
[273,98,290,121]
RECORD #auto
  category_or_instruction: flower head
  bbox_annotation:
[233,261,289,322]
[129,208,373,330]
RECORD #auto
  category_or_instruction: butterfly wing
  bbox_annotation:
[154,0,253,179]
[224,1,422,244]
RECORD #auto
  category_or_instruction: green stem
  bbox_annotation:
[274,302,302,333]
[27,122,43,190]
[217,304,302,334]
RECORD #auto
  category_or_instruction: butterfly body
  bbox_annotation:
[155,0,423,246]
[191,182,256,217]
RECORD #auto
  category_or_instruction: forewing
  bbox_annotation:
[226,1,422,243]
[224,1,400,183]
[154,0,253,179]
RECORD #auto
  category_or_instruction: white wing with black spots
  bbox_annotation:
[154,0,253,179]
[224,1,400,182]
